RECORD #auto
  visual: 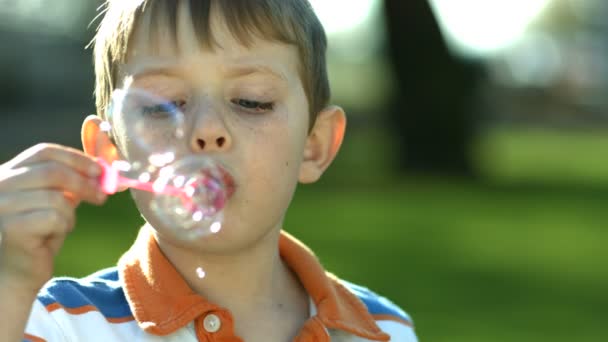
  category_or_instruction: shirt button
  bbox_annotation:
[203,313,221,333]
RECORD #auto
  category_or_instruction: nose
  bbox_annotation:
[189,107,232,153]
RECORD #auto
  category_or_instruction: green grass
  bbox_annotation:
[53,126,608,342]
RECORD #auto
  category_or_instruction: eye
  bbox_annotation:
[231,98,274,113]
[141,100,186,118]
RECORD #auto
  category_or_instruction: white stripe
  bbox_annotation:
[377,320,418,342]
[26,300,196,341]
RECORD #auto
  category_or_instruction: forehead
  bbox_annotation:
[122,1,301,82]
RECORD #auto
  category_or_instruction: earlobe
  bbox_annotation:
[298,106,346,184]
[81,115,119,163]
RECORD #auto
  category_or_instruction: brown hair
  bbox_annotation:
[91,0,330,130]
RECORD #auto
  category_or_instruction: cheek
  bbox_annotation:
[241,117,306,188]
[111,123,144,161]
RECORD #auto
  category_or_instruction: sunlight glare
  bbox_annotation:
[429,0,552,57]
[308,0,376,34]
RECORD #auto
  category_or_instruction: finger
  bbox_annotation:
[0,209,72,243]
[3,143,102,178]
[62,192,81,207]
[46,234,69,256]
[0,162,106,205]
[0,209,72,265]
[0,191,74,226]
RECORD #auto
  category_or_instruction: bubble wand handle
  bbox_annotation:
[96,159,182,196]
[96,159,226,212]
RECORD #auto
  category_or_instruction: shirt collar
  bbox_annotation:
[118,226,389,341]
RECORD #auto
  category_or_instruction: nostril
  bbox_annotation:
[217,137,226,147]
[197,139,206,150]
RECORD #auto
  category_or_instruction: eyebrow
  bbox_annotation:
[222,64,288,82]
[128,62,288,83]
[129,65,182,80]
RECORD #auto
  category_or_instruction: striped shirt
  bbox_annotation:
[24,228,417,341]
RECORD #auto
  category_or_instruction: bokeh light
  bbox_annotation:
[429,0,553,58]
[308,0,376,34]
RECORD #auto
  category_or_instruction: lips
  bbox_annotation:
[217,166,236,199]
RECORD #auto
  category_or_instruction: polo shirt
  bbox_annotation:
[24,227,417,341]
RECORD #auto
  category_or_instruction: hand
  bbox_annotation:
[0,143,107,294]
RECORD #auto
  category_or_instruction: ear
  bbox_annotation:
[81,115,120,163]
[298,105,346,184]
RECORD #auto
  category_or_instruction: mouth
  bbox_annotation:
[216,166,236,199]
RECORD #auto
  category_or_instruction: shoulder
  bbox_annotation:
[25,268,136,341]
[36,267,132,321]
[340,280,418,341]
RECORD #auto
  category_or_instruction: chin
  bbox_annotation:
[149,218,268,255]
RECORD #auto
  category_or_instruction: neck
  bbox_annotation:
[154,228,309,321]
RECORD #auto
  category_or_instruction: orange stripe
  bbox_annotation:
[45,303,134,324]
[108,315,137,323]
[23,333,46,342]
[45,302,61,312]
[373,314,414,328]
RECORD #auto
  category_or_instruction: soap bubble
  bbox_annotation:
[149,155,227,240]
[105,87,185,164]
[98,87,228,239]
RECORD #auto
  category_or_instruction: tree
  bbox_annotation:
[383,0,484,176]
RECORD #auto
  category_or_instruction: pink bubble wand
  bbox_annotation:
[96,159,226,213]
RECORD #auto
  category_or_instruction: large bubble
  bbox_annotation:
[106,87,185,164]
[98,87,227,240]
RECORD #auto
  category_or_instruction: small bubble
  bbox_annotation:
[152,177,168,193]
[173,175,186,188]
[210,221,222,233]
[196,267,206,279]
[185,186,196,198]
[149,152,176,167]
[100,121,112,132]
[159,166,174,178]
[138,172,151,183]
[192,211,203,222]
[113,160,132,172]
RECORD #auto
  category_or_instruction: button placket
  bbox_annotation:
[195,310,242,341]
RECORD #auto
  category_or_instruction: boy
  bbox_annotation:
[0,0,417,341]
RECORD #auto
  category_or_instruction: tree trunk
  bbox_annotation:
[383,0,483,176]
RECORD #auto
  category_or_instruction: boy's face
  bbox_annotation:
[97,4,340,251]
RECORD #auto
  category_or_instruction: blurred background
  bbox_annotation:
[1,0,607,341]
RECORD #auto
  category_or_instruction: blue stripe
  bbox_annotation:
[341,280,413,324]
[37,267,132,319]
